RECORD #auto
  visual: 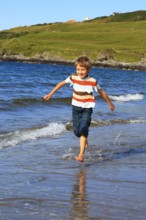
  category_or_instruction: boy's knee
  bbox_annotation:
[80,123,89,136]
[74,124,88,138]
[81,128,88,137]
[74,129,81,137]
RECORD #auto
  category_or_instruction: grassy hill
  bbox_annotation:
[92,10,146,22]
[0,10,146,63]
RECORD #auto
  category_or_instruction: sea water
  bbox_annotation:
[0,61,146,220]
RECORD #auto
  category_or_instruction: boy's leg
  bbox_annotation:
[72,106,81,137]
[78,108,92,138]
[85,139,88,148]
[72,107,92,138]
[75,135,87,162]
[75,108,92,162]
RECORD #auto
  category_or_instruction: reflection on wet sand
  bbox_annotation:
[70,169,89,220]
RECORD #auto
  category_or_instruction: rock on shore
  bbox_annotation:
[0,53,146,71]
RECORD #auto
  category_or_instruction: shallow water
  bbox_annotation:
[0,137,146,220]
[0,61,146,219]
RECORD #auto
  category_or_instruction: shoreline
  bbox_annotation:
[1,61,146,219]
[0,55,146,71]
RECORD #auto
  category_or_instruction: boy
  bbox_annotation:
[43,56,115,162]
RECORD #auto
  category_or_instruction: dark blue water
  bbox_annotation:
[0,61,146,220]
[0,61,146,148]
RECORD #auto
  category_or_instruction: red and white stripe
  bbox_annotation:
[65,74,101,108]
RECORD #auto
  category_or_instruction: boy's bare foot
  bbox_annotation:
[75,155,84,163]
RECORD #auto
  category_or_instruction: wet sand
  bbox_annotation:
[0,143,146,220]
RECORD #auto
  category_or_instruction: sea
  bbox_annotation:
[0,61,146,220]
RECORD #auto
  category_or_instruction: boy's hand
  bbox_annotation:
[43,93,52,101]
[109,103,115,111]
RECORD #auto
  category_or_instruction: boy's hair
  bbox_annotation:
[75,56,91,71]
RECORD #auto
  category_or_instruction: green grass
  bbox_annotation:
[0,11,146,63]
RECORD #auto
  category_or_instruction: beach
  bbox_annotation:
[0,131,146,220]
[0,61,146,219]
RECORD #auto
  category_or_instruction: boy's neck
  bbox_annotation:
[79,74,89,79]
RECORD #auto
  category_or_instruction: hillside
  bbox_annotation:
[0,10,146,70]
[92,10,146,22]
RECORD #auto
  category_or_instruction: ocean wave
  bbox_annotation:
[0,123,67,149]
[92,118,146,126]
[0,97,71,110]
[66,118,146,130]
[1,118,146,149]
[1,93,143,111]
[12,97,71,106]
[0,98,42,110]
[109,93,144,102]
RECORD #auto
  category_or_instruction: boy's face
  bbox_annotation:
[76,64,89,79]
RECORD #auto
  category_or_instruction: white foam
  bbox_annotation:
[109,94,144,102]
[129,119,146,124]
[0,123,67,149]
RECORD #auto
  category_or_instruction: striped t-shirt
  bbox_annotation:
[65,74,101,108]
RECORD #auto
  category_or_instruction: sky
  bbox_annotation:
[0,0,146,31]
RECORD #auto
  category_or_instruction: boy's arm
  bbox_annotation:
[98,89,115,111]
[43,80,66,101]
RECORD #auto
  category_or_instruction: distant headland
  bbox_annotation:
[0,10,146,71]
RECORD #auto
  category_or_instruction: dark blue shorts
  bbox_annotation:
[72,106,93,138]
